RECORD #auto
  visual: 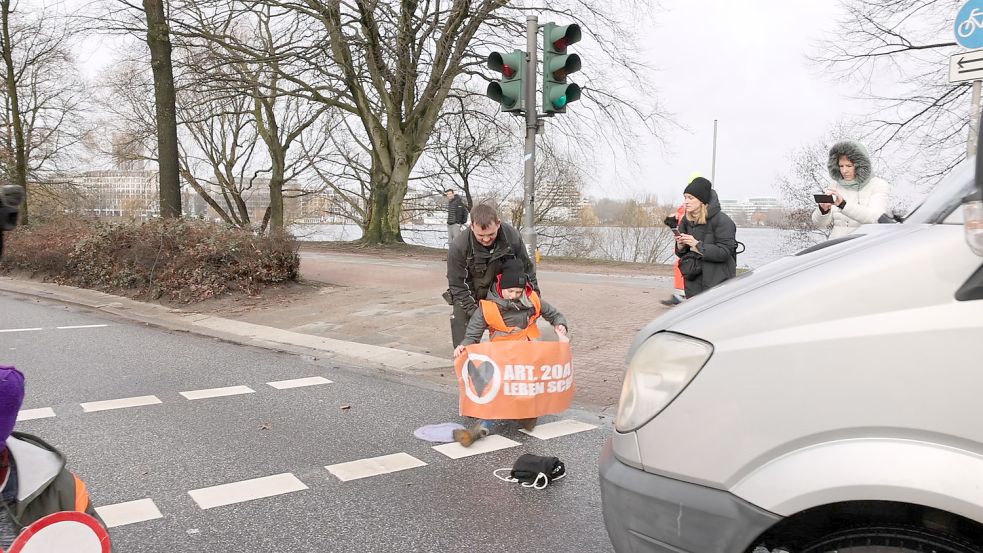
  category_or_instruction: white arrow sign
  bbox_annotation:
[950,48,983,83]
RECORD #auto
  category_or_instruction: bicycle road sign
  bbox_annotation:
[955,0,983,49]
[950,48,983,83]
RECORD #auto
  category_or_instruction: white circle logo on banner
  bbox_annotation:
[462,352,501,404]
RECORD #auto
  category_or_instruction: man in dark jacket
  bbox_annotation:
[446,203,538,348]
[675,177,738,297]
[445,188,468,247]
[0,367,104,548]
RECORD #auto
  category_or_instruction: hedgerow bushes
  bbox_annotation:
[0,218,299,302]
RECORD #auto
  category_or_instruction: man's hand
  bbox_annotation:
[454,345,466,358]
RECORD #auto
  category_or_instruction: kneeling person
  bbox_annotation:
[452,258,569,447]
[0,367,104,548]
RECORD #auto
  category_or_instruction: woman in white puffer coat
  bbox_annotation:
[811,140,891,239]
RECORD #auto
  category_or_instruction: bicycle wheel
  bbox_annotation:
[958,19,976,38]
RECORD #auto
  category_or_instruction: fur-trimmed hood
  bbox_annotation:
[827,140,873,187]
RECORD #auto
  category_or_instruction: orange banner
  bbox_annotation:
[455,341,574,420]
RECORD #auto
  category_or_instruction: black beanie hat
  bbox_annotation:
[684,177,712,205]
[500,257,527,290]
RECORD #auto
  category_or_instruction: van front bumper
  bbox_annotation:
[599,439,781,553]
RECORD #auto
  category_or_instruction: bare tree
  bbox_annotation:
[418,94,515,210]
[815,0,967,189]
[141,0,182,217]
[774,135,835,252]
[162,0,669,244]
[0,1,90,224]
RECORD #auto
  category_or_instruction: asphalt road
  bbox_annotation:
[0,293,616,553]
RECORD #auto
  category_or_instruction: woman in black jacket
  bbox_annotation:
[674,177,738,298]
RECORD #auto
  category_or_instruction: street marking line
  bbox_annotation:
[433,435,521,459]
[0,328,42,333]
[95,498,163,528]
[81,395,162,413]
[56,324,109,330]
[179,385,255,400]
[17,407,55,421]
[188,473,308,510]
[520,420,598,440]
[267,376,333,390]
[326,453,427,482]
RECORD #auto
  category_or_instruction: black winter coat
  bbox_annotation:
[446,222,538,316]
[675,191,737,297]
[447,195,468,225]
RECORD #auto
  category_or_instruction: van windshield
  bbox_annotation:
[904,162,976,224]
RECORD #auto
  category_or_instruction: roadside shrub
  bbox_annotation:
[0,218,299,302]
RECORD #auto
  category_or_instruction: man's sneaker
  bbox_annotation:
[518,417,538,431]
[452,425,488,447]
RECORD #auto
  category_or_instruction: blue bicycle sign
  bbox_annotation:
[956,0,983,48]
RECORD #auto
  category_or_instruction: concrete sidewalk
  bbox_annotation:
[0,250,674,411]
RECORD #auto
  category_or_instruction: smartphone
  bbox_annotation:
[813,194,835,204]
[671,228,682,237]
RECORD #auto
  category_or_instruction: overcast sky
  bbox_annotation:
[606,0,857,203]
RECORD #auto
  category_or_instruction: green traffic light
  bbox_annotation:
[542,22,583,114]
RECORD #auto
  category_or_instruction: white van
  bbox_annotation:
[599,161,983,553]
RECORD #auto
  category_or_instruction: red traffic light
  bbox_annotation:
[548,24,582,53]
[502,64,515,78]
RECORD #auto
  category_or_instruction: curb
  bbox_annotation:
[0,277,453,373]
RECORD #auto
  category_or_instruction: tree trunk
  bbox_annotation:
[1,0,27,225]
[142,0,181,218]
[362,162,408,244]
[268,168,284,234]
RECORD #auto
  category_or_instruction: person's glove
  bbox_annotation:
[663,215,678,228]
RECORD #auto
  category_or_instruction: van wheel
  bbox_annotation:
[800,525,982,553]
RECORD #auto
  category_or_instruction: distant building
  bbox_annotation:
[76,169,158,219]
[719,196,783,226]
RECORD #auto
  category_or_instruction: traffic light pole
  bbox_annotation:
[522,15,538,266]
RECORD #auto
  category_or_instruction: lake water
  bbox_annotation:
[290,223,812,270]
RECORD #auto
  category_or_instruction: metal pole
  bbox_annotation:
[711,119,718,184]
[970,80,982,159]
[521,15,538,265]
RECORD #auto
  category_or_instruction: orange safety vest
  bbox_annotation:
[674,203,686,290]
[479,289,542,342]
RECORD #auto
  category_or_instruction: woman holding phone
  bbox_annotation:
[674,177,738,298]
[812,140,891,239]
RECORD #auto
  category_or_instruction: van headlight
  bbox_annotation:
[615,332,713,432]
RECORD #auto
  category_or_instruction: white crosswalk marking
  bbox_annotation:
[56,324,109,330]
[326,452,427,482]
[267,376,333,389]
[520,420,598,440]
[188,473,308,510]
[179,385,255,400]
[0,327,42,333]
[16,407,55,421]
[96,498,163,528]
[433,434,521,459]
[81,395,162,413]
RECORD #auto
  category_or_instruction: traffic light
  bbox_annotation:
[542,22,582,114]
[487,50,525,113]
